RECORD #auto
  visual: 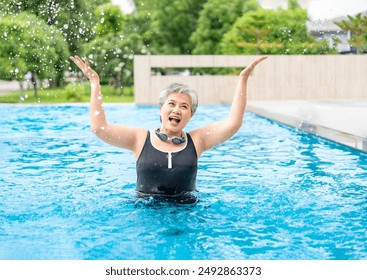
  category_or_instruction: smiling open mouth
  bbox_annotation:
[169,117,181,124]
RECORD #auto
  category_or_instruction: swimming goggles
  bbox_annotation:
[155,129,186,144]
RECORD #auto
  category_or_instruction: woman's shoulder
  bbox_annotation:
[132,127,149,159]
[136,127,149,141]
[187,129,203,157]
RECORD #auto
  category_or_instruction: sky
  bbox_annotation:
[112,0,367,20]
[111,0,135,14]
[308,0,367,20]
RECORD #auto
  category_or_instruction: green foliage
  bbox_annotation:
[64,82,89,102]
[220,8,334,54]
[0,84,134,103]
[0,0,99,54]
[126,0,156,51]
[153,0,207,54]
[94,3,126,36]
[288,0,302,10]
[190,0,260,54]
[0,12,69,82]
[334,13,367,53]
[84,32,135,87]
[132,0,207,54]
[84,4,143,88]
[93,0,112,7]
[0,0,107,88]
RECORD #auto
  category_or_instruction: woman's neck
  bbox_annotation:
[158,127,183,138]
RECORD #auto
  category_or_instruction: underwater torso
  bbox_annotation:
[136,130,198,203]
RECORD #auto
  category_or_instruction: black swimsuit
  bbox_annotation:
[136,131,198,203]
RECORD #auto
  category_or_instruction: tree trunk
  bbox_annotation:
[18,81,24,101]
[31,72,38,98]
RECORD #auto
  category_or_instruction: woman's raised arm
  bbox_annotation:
[191,56,268,156]
[70,56,106,133]
[69,56,146,157]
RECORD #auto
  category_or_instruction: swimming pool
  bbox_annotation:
[1,104,366,260]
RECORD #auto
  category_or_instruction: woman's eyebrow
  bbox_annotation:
[166,98,190,106]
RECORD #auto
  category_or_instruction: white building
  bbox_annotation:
[306,17,353,53]
[258,0,367,53]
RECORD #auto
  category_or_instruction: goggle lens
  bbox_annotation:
[155,129,185,144]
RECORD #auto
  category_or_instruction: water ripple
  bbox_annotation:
[0,105,366,260]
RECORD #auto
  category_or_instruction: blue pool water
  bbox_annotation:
[0,104,366,260]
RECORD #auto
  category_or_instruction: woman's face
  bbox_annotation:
[160,93,192,135]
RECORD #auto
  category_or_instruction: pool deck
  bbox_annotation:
[247,99,367,153]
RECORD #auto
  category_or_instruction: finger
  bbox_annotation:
[70,55,84,65]
[240,57,267,76]
[253,56,268,66]
[71,55,81,61]
[69,56,78,63]
[247,56,268,70]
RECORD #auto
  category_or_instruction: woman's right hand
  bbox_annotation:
[70,55,100,83]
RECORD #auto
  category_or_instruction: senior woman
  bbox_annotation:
[70,55,267,203]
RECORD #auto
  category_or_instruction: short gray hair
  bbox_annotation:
[158,82,198,115]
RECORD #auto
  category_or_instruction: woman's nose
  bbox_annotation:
[172,105,181,114]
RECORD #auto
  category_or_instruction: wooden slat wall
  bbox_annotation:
[133,55,367,105]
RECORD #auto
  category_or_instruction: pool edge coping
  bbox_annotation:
[247,102,367,153]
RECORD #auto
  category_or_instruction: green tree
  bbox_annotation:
[190,0,260,54]
[288,0,302,10]
[334,13,367,54]
[152,0,207,54]
[220,8,333,55]
[94,3,125,36]
[0,12,69,98]
[125,0,158,54]
[84,4,144,89]
[132,0,207,54]
[0,0,103,57]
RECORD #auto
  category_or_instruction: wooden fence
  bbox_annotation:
[134,55,367,104]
